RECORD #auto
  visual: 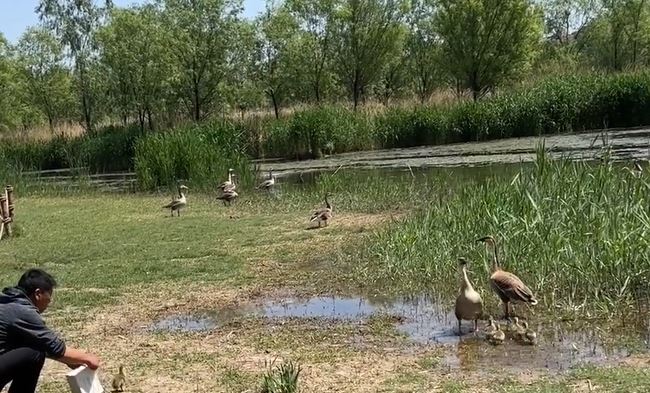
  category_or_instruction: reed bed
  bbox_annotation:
[356,148,650,314]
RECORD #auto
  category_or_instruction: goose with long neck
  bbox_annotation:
[454,257,483,335]
[162,185,188,217]
[219,168,236,191]
[310,194,333,227]
[477,235,538,319]
[257,168,276,190]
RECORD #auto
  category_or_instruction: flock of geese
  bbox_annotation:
[161,168,334,227]
[455,235,539,345]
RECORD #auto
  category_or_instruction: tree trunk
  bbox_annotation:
[147,107,154,131]
[48,116,54,135]
[271,92,280,119]
[193,81,201,122]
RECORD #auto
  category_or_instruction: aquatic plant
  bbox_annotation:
[260,359,301,393]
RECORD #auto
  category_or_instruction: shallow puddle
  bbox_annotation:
[149,294,648,372]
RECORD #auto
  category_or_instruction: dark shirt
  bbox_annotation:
[0,286,66,358]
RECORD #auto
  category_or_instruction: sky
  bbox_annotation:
[0,0,265,43]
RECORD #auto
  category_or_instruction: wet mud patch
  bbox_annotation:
[148,293,648,375]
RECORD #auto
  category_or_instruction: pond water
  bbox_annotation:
[149,294,649,373]
[22,127,650,190]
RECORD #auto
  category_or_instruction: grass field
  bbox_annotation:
[0,163,649,392]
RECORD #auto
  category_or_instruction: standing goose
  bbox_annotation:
[217,189,239,206]
[477,236,538,318]
[219,168,236,192]
[257,169,276,190]
[310,194,333,227]
[162,185,189,217]
[454,257,483,335]
[111,364,126,392]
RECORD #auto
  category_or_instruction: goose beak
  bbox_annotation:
[476,236,492,243]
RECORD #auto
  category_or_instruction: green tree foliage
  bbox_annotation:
[285,0,337,103]
[331,0,405,110]
[160,0,242,121]
[16,27,75,133]
[254,2,299,119]
[98,5,170,131]
[434,0,543,100]
[38,0,113,133]
[405,0,443,104]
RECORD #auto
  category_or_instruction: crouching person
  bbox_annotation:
[0,269,100,392]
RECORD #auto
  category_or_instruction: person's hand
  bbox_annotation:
[84,353,101,370]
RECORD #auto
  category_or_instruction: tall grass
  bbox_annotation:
[260,359,301,393]
[134,121,254,191]
[356,147,650,314]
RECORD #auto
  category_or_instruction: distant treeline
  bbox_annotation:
[2,73,650,190]
[1,0,650,134]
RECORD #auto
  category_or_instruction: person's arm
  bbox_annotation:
[12,308,100,369]
[57,347,101,370]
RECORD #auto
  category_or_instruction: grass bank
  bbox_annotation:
[0,161,648,392]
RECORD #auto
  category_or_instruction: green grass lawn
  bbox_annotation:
[0,178,648,392]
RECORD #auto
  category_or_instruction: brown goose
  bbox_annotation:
[162,185,188,217]
[477,236,538,318]
[454,257,483,335]
[217,189,238,206]
[310,194,333,227]
[111,364,126,392]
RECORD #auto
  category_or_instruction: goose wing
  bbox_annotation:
[490,270,537,304]
[310,207,331,221]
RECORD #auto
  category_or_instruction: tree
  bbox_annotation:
[98,5,171,131]
[16,27,75,133]
[254,3,298,119]
[435,0,543,100]
[0,34,21,133]
[578,0,650,70]
[331,0,405,110]
[38,0,113,134]
[161,0,242,121]
[405,0,443,104]
[285,0,337,103]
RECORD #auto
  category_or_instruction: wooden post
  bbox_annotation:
[0,196,9,237]
[5,186,13,220]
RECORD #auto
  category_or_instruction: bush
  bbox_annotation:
[263,106,374,159]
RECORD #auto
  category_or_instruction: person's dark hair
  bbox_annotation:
[17,269,57,296]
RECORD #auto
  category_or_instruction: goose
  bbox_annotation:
[489,323,505,345]
[257,169,276,190]
[522,321,537,345]
[454,257,483,335]
[111,365,126,392]
[219,168,236,191]
[511,317,526,341]
[162,185,188,217]
[484,316,497,340]
[310,194,333,227]
[217,189,238,206]
[477,236,538,318]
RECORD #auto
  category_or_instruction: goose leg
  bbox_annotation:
[473,319,478,333]
[503,302,510,319]
[457,320,462,336]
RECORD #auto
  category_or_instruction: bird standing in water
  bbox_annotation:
[454,257,483,335]
[477,236,538,319]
